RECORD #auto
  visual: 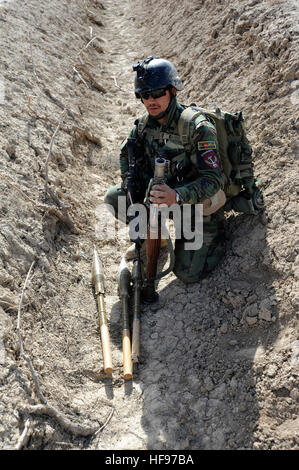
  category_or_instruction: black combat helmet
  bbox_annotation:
[133,56,183,98]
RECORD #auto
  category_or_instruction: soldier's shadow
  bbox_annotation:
[131,211,282,450]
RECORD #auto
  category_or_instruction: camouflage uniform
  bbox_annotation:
[104,97,226,283]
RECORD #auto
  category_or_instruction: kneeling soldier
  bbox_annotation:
[104,56,226,284]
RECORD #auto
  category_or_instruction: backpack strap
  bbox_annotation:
[177,107,210,146]
[136,114,148,136]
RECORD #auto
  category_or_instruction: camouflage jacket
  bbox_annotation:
[119,98,224,205]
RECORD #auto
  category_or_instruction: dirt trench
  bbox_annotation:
[0,0,298,451]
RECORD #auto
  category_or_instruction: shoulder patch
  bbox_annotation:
[197,141,217,151]
[201,150,220,169]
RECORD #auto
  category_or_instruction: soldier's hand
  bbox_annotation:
[149,184,177,206]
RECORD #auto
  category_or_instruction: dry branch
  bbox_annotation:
[18,404,100,436]
[15,267,110,445]
[27,96,102,147]
[37,105,78,234]
[87,12,104,27]
[27,95,44,120]
[15,264,110,444]
[15,417,32,450]
[46,205,79,234]
[75,65,106,93]
[0,170,79,234]
[73,66,89,88]
[28,34,75,120]
[43,88,76,121]
[94,407,114,436]
[73,126,102,146]
[77,36,97,58]
[93,0,105,9]
[113,76,125,92]
[16,261,47,405]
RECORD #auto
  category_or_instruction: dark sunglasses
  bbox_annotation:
[139,87,168,100]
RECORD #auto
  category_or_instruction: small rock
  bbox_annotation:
[0,286,18,313]
[246,316,257,326]
[133,382,144,396]
[228,438,235,448]
[259,308,272,322]
[290,389,299,401]
[5,142,17,160]
[259,298,272,321]
[244,302,258,317]
[220,322,228,334]
[266,363,277,377]
[204,376,214,392]
[224,369,234,379]
[239,403,247,412]
[210,383,226,399]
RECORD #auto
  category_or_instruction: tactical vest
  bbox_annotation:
[137,105,255,198]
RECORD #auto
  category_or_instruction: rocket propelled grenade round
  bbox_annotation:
[92,246,113,374]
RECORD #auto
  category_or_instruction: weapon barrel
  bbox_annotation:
[92,247,112,374]
[154,157,167,181]
[131,252,143,363]
[118,257,133,380]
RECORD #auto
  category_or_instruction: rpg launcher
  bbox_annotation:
[125,137,144,367]
[122,140,174,376]
[142,157,167,304]
[118,256,133,380]
[118,250,144,379]
[131,245,143,363]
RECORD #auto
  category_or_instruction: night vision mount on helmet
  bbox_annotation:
[133,56,183,98]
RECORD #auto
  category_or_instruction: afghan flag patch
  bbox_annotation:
[197,140,217,150]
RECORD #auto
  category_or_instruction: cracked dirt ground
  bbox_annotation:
[0,0,298,450]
